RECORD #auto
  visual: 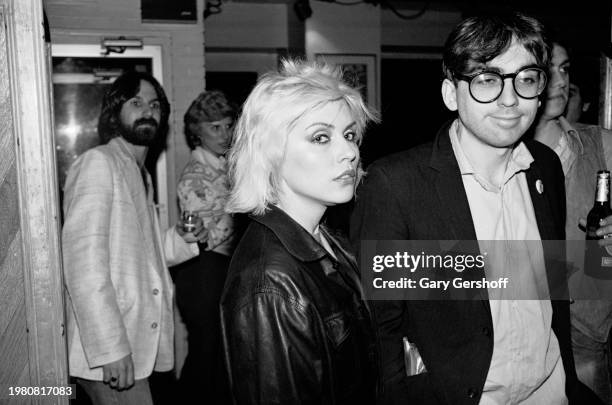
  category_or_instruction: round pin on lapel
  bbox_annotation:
[536,179,544,194]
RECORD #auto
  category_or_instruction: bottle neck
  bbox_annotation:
[595,177,610,204]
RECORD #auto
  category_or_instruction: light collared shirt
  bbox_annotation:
[449,120,567,405]
[553,117,584,176]
[177,146,235,256]
[548,117,612,342]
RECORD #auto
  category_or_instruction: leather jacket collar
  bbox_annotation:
[251,205,328,262]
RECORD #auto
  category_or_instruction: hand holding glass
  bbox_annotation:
[182,211,198,233]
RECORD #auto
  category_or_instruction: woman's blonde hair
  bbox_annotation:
[226,58,378,215]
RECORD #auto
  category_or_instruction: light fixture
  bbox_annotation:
[100,36,143,56]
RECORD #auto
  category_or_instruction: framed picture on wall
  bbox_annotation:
[315,53,378,109]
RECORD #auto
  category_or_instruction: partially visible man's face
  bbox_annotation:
[542,43,570,120]
[444,38,541,150]
[565,82,585,123]
[118,79,163,146]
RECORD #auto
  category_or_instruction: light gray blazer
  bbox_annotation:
[62,137,197,380]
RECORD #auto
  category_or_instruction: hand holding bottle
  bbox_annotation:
[580,171,612,247]
[583,171,612,278]
[580,216,612,246]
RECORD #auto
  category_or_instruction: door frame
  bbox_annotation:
[51,43,170,230]
[2,0,68,397]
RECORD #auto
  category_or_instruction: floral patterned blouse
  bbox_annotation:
[177,146,235,256]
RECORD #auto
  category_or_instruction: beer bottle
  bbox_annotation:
[585,170,612,278]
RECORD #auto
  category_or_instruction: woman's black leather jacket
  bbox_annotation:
[220,206,378,404]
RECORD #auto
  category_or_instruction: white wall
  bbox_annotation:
[305,2,380,58]
[205,52,279,76]
[205,2,460,53]
[204,2,460,110]
[204,2,289,81]
[381,6,461,48]
[205,2,289,49]
[303,2,380,107]
[45,0,206,225]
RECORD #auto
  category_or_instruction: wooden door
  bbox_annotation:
[0,2,30,401]
[0,1,67,404]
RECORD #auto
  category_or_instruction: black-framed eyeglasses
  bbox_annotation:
[454,67,548,104]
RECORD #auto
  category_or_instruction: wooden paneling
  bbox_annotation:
[0,5,30,402]
[0,1,68,403]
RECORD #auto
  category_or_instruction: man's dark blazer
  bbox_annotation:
[350,121,598,404]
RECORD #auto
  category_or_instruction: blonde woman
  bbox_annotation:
[220,59,379,404]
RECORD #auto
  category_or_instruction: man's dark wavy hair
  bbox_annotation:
[97,71,170,144]
[443,12,551,82]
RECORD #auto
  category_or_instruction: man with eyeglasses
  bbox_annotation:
[351,13,599,404]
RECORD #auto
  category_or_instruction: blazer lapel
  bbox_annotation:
[428,122,490,306]
[112,139,163,275]
[429,121,478,241]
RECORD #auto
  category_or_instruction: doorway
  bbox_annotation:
[51,44,169,228]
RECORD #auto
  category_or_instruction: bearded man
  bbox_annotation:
[62,71,204,404]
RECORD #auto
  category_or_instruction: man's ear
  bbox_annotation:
[441,78,458,111]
